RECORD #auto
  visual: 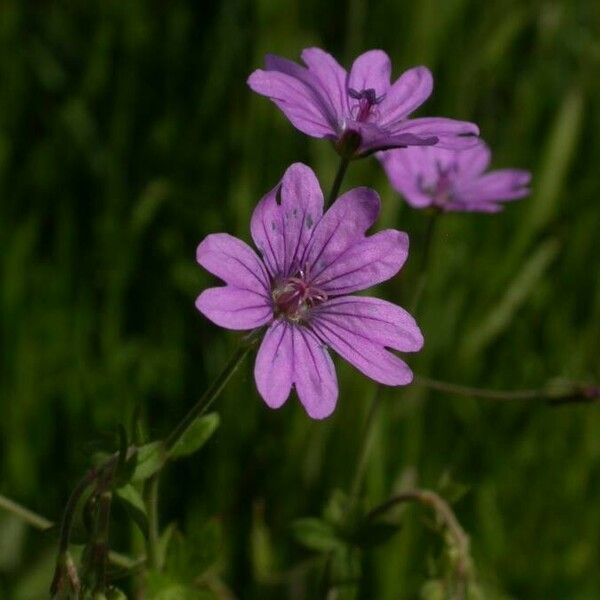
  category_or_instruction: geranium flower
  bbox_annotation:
[247,48,479,157]
[379,141,531,212]
[196,164,423,419]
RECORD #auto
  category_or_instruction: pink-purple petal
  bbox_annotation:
[379,66,434,126]
[254,320,294,409]
[312,230,409,296]
[311,318,414,386]
[301,47,348,120]
[250,185,283,277]
[251,163,324,279]
[302,186,380,271]
[348,49,391,98]
[292,326,338,419]
[247,68,336,138]
[454,141,492,180]
[356,122,438,154]
[315,296,424,352]
[395,117,480,149]
[280,163,325,274]
[196,233,270,293]
[196,287,272,330]
[457,169,531,203]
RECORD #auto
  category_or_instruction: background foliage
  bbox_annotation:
[1,0,599,598]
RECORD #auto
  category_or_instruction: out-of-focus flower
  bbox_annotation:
[247,48,479,157]
[379,141,531,212]
[196,164,423,419]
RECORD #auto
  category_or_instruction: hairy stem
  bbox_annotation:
[50,456,117,595]
[136,334,258,573]
[90,491,113,593]
[414,375,599,405]
[0,493,53,530]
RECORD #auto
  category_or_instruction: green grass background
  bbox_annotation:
[1,0,599,598]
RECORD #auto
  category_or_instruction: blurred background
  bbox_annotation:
[1,0,599,598]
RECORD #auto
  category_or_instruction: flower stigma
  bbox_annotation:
[348,88,385,122]
[272,268,328,323]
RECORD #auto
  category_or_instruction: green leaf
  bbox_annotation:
[115,484,148,537]
[130,442,167,482]
[168,413,220,460]
[290,518,344,553]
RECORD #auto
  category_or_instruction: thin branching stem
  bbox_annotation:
[0,493,140,571]
[138,333,259,572]
[368,489,475,596]
[414,375,599,405]
[0,493,53,531]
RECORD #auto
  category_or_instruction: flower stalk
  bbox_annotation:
[414,375,600,405]
[326,156,350,206]
[0,493,53,531]
[164,334,259,452]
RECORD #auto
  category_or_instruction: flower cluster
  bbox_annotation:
[196,47,531,419]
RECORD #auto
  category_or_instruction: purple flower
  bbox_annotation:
[379,141,531,212]
[247,48,479,157]
[196,164,423,419]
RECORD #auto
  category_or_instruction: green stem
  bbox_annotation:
[326,157,350,207]
[50,456,117,595]
[0,493,53,530]
[56,468,102,555]
[0,494,141,575]
[165,335,258,452]
[414,375,599,405]
[140,335,257,571]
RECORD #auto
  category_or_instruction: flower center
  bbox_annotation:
[348,87,385,123]
[272,269,328,322]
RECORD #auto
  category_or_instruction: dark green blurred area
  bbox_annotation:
[1,0,599,598]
